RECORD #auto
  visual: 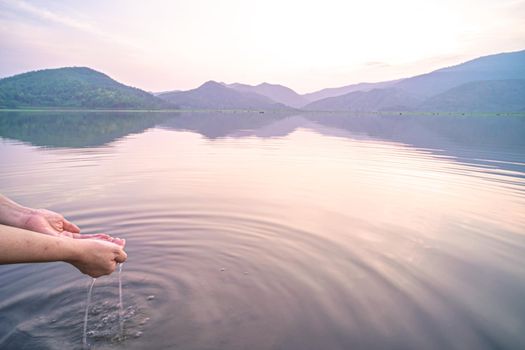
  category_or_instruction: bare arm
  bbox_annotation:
[0,224,127,277]
[0,194,122,244]
[0,194,34,228]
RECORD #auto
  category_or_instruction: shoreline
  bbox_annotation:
[0,108,523,117]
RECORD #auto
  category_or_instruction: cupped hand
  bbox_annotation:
[24,208,80,236]
[68,239,127,278]
[23,208,124,245]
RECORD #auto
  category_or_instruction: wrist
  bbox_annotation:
[0,200,34,229]
[63,238,82,263]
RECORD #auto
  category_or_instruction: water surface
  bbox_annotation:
[0,111,524,349]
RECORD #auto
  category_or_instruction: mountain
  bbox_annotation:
[303,50,525,105]
[157,81,289,110]
[418,79,525,113]
[303,87,423,111]
[227,82,308,108]
[393,50,525,97]
[303,50,525,112]
[302,79,402,103]
[0,67,170,109]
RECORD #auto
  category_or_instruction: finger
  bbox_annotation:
[62,219,80,233]
[77,233,112,241]
[110,237,126,247]
[115,249,128,263]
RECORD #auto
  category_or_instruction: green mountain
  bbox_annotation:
[0,67,170,109]
[157,81,289,110]
[418,79,525,113]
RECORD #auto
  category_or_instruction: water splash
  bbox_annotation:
[82,278,97,349]
[118,263,124,339]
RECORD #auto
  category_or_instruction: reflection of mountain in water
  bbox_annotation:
[304,113,525,174]
[161,112,525,175]
[1,111,523,173]
[163,112,525,166]
[158,111,293,138]
[0,111,176,148]
[308,113,525,148]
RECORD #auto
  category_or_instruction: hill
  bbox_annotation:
[392,50,525,97]
[227,82,308,108]
[157,81,289,110]
[302,50,525,112]
[302,79,402,103]
[302,50,525,105]
[0,67,170,109]
[418,79,525,113]
[303,87,423,111]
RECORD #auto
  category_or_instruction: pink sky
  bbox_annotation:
[0,0,524,93]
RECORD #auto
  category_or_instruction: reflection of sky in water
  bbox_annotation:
[0,112,524,349]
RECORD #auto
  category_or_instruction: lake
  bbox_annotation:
[0,111,524,350]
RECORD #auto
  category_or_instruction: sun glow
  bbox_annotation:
[0,0,524,92]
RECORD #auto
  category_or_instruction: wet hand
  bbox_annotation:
[24,208,80,236]
[68,239,127,278]
[23,208,123,244]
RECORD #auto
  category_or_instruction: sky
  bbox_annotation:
[0,0,524,93]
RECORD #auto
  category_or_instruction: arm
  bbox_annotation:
[0,193,79,234]
[0,194,119,243]
[0,194,36,229]
[0,224,127,277]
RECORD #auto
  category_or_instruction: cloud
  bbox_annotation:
[0,0,142,51]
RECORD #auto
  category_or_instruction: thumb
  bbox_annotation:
[115,249,128,263]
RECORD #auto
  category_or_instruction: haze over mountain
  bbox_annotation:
[0,49,524,112]
[304,88,423,112]
[303,50,525,112]
[302,79,403,103]
[226,82,308,108]
[393,49,525,97]
[418,80,525,113]
[0,67,169,109]
[157,81,289,110]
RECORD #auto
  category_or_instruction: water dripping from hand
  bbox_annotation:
[82,278,97,349]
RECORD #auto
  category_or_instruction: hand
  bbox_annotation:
[23,208,123,244]
[23,208,80,236]
[68,238,127,278]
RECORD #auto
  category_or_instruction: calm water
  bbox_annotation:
[0,111,524,350]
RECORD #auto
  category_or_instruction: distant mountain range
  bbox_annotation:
[0,49,524,112]
[304,87,423,112]
[157,81,288,110]
[224,82,308,108]
[303,50,525,112]
[419,80,525,113]
[302,79,403,102]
